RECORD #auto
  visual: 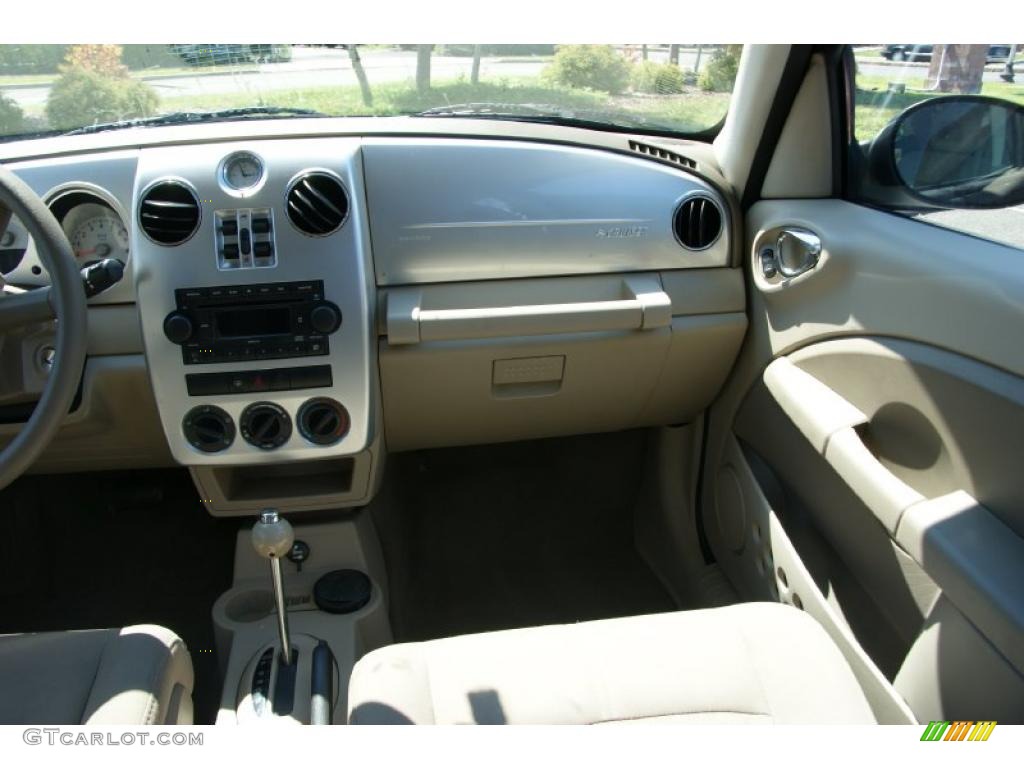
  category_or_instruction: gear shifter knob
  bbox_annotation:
[252,509,294,559]
[252,509,294,666]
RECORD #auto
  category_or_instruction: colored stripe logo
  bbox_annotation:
[921,721,997,741]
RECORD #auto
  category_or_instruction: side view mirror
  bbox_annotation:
[868,95,1024,209]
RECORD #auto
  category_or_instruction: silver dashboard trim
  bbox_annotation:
[403,218,652,230]
[218,150,267,198]
[132,139,377,467]
[44,181,131,227]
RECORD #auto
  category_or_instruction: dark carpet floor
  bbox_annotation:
[0,469,238,724]
[374,430,677,642]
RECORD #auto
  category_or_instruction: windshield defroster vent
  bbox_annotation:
[628,140,697,170]
[138,180,201,245]
[285,172,349,236]
[673,195,723,250]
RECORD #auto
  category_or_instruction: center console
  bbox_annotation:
[132,139,378,476]
[212,510,392,724]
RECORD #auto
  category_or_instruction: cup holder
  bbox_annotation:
[223,589,275,623]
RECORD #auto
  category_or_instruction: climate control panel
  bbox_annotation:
[182,396,349,454]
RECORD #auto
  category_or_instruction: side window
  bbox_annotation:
[847,44,1024,250]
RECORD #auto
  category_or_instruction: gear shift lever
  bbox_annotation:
[251,509,294,666]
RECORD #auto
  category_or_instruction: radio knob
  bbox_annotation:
[310,303,342,335]
[163,312,194,345]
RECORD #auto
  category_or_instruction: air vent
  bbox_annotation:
[285,172,349,236]
[673,195,723,250]
[139,180,200,245]
[629,140,697,170]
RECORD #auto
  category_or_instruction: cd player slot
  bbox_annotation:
[167,280,341,365]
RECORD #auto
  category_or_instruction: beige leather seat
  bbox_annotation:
[0,625,194,725]
[349,602,875,724]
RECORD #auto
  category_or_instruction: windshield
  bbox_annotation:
[0,44,740,141]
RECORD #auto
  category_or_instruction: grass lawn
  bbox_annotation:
[158,77,731,134]
[853,72,1024,141]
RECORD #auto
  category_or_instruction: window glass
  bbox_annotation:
[0,44,742,141]
[849,44,1024,249]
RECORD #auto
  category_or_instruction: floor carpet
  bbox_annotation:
[373,430,678,643]
[0,469,238,724]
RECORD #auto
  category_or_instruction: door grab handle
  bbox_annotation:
[764,357,924,533]
[763,356,1024,672]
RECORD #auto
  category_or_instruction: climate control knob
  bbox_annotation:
[297,397,350,446]
[163,311,194,345]
[240,402,292,450]
[182,405,235,453]
[309,302,342,335]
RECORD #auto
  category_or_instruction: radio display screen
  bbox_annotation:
[216,306,291,338]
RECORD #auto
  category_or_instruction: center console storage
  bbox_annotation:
[190,430,383,516]
[213,514,391,724]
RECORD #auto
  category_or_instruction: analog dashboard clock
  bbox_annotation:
[221,151,265,193]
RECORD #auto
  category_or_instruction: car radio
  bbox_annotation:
[162,279,342,365]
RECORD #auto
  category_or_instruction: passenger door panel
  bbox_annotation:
[704,199,1024,722]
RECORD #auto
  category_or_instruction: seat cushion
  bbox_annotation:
[0,625,194,725]
[348,602,875,724]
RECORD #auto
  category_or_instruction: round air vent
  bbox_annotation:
[139,180,200,245]
[673,194,723,250]
[285,172,349,236]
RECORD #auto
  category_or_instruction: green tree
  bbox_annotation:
[698,45,741,92]
[631,61,686,94]
[546,45,632,94]
[0,91,25,135]
[45,46,158,130]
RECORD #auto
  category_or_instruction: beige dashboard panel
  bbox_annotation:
[379,270,746,451]
[0,354,173,474]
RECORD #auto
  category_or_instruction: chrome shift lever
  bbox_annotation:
[251,509,294,666]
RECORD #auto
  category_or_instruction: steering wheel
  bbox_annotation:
[0,164,88,491]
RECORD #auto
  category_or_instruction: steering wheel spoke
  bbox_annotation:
[0,285,55,332]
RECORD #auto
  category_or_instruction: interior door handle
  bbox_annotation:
[763,228,821,278]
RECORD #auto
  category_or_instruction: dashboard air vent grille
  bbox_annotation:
[629,140,697,170]
[673,195,723,250]
[138,181,200,245]
[285,172,349,236]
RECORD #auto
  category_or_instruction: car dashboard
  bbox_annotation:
[0,119,747,515]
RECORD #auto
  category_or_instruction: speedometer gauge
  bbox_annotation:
[62,203,130,267]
